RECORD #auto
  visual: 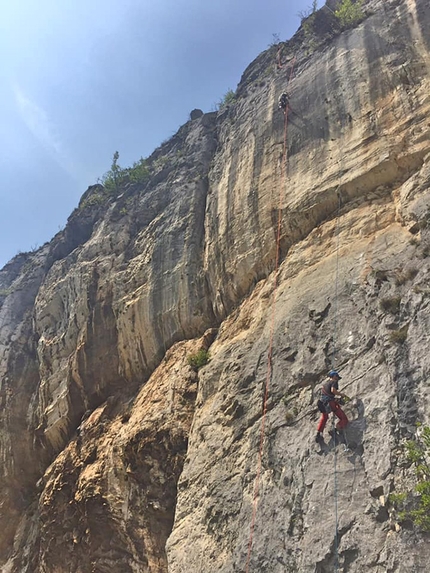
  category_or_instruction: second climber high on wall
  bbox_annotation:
[278,92,289,114]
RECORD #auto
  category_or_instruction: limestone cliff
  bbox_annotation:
[0,0,429,571]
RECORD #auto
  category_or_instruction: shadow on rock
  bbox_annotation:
[345,398,366,453]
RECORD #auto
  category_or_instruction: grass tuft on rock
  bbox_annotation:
[380,296,401,314]
[395,268,418,286]
[389,325,408,344]
[188,349,210,371]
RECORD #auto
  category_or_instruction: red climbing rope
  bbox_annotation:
[245,55,296,572]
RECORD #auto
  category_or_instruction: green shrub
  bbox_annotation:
[390,427,430,531]
[300,4,320,54]
[303,15,316,38]
[99,152,150,198]
[419,208,430,230]
[414,285,430,296]
[380,296,401,314]
[80,192,107,209]
[395,268,418,286]
[389,325,408,344]
[284,410,295,424]
[298,0,318,22]
[217,89,236,110]
[127,157,150,184]
[372,269,389,282]
[335,0,364,29]
[282,395,299,420]
[388,492,407,507]
[101,150,124,195]
[153,156,168,171]
[188,349,210,371]
[406,268,418,280]
[268,32,281,47]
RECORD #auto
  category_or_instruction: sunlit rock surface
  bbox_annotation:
[0,0,429,571]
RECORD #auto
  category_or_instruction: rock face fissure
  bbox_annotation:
[1,0,430,571]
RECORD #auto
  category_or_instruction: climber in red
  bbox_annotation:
[315,370,349,442]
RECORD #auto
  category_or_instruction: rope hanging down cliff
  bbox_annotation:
[244,55,296,573]
[332,190,342,573]
[330,123,357,572]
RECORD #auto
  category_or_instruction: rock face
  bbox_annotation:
[190,109,204,120]
[0,0,430,571]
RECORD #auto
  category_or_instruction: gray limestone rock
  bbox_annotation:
[190,108,204,120]
[0,0,429,571]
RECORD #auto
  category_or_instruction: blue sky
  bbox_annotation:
[0,0,321,269]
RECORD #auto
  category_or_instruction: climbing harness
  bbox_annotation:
[317,397,332,413]
[244,55,296,573]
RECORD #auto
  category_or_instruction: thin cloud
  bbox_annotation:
[14,85,78,180]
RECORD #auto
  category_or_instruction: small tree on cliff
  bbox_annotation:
[298,0,318,21]
[111,151,121,191]
[99,152,151,199]
[102,151,125,194]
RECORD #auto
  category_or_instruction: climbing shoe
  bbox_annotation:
[315,432,323,443]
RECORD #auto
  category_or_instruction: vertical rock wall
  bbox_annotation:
[0,0,429,571]
[168,0,430,570]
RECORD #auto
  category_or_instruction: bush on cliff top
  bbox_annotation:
[335,0,364,29]
[298,0,318,22]
[217,89,236,110]
[299,0,364,56]
[80,151,151,209]
[102,151,150,194]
